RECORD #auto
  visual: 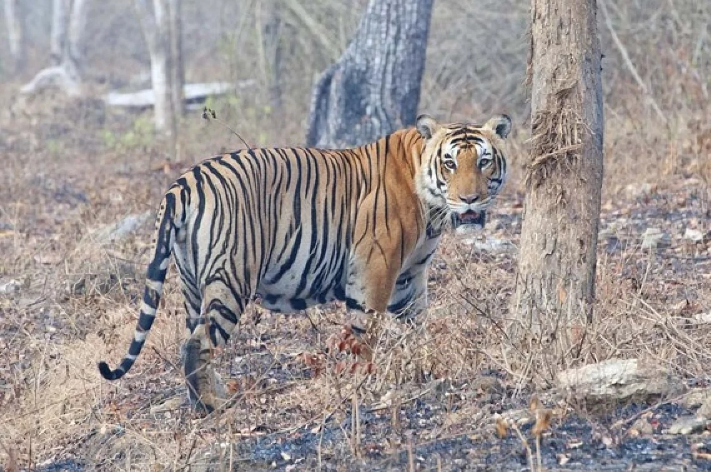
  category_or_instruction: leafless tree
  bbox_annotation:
[21,0,88,95]
[3,0,25,74]
[511,0,604,355]
[306,0,433,148]
[168,0,184,118]
[135,0,184,142]
[257,0,283,121]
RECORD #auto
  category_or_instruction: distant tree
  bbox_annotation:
[511,0,604,353]
[168,0,184,119]
[20,0,88,95]
[257,0,283,123]
[3,0,25,74]
[135,0,184,146]
[306,0,433,148]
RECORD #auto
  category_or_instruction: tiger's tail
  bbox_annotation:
[98,187,186,381]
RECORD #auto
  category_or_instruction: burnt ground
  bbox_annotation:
[1,96,711,471]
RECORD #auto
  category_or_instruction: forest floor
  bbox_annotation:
[1,93,711,471]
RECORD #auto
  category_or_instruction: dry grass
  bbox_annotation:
[1,0,711,469]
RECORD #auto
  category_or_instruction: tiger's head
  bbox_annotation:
[415,114,512,232]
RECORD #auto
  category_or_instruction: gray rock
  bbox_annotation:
[698,395,711,420]
[678,388,711,409]
[461,235,516,253]
[641,228,671,250]
[625,182,655,198]
[668,416,710,435]
[0,279,21,295]
[556,358,682,403]
[684,228,704,243]
[66,212,152,296]
[692,312,711,324]
[86,211,152,245]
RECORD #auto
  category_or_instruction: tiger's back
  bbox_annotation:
[171,127,425,316]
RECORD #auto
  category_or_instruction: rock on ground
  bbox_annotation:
[84,211,152,245]
[556,358,683,403]
[66,212,153,295]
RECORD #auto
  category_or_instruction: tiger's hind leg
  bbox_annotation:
[183,280,246,414]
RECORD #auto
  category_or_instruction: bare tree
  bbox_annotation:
[168,0,184,118]
[135,0,184,141]
[257,0,283,122]
[50,0,70,65]
[511,0,604,354]
[21,0,88,95]
[306,0,433,148]
[3,0,25,74]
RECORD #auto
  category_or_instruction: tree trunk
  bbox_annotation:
[135,0,178,141]
[306,0,433,148]
[511,0,604,355]
[167,0,183,160]
[50,0,69,65]
[4,0,25,74]
[67,0,88,74]
[21,0,87,96]
[168,0,184,118]
[257,0,283,121]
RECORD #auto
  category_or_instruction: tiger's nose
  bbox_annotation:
[459,194,480,204]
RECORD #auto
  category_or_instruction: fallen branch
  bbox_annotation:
[103,81,255,109]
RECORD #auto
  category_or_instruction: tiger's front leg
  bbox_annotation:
[345,254,403,361]
[183,280,247,414]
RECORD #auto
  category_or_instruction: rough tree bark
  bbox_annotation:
[306,0,433,148]
[50,0,70,65]
[3,0,25,74]
[257,0,283,121]
[135,0,172,134]
[21,0,88,95]
[168,0,184,117]
[135,0,183,142]
[511,0,604,353]
[66,0,88,70]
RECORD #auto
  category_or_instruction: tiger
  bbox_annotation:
[98,113,512,413]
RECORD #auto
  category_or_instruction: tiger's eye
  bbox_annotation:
[443,160,457,171]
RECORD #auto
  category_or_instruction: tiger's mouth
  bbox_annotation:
[452,209,486,229]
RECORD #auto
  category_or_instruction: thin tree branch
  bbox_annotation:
[282,0,341,60]
[599,0,666,123]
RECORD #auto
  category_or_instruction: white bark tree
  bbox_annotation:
[135,0,172,133]
[135,0,184,144]
[257,0,283,122]
[168,0,184,118]
[21,0,88,95]
[50,0,70,65]
[3,0,25,74]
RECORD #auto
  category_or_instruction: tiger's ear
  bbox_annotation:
[484,114,512,139]
[416,114,439,140]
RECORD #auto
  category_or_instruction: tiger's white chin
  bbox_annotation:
[451,210,486,232]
